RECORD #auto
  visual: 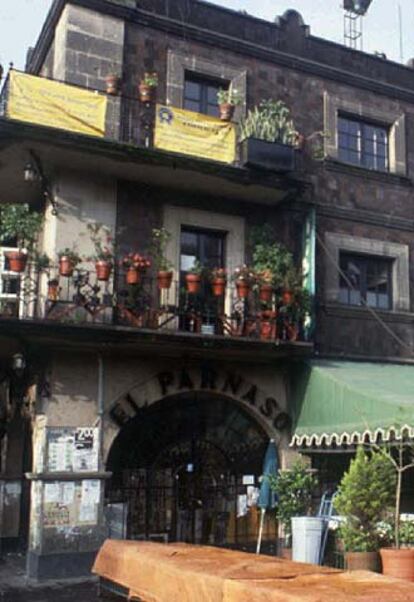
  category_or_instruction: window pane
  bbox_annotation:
[184,80,201,101]
[338,116,389,172]
[207,104,219,117]
[207,85,219,104]
[184,99,201,113]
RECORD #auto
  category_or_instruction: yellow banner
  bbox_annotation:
[7,71,107,138]
[154,105,236,164]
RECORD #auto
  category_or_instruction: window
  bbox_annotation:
[183,73,224,117]
[180,227,225,275]
[338,115,389,172]
[0,246,20,317]
[339,252,392,309]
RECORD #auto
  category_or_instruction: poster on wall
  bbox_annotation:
[73,427,99,472]
[47,430,74,472]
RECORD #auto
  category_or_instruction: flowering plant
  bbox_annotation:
[142,72,158,87]
[121,253,151,270]
[57,248,81,265]
[232,265,256,284]
[150,227,173,271]
[87,223,114,263]
[210,267,226,280]
[217,84,242,106]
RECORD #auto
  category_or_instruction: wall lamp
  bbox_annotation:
[24,150,59,216]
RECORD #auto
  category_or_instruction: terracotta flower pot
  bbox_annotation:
[5,251,28,273]
[157,270,173,289]
[345,551,380,572]
[186,273,201,294]
[260,310,277,341]
[96,260,112,281]
[211,277,226,296]
[59,256,75,277]
[380,548,414,581]
[47,279,60,302]
[219,102,235,121]
[236,279,250,298]
[105,74,120,95]
[282,289,294,305]
[138,83,156,103]
[259,283,273,302]
[125,267,141,285]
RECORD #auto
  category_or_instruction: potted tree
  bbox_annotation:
[334,446,396,572]
[87,223,114,282]
[151,228,173,289]
[185,260,204,294]
[239,99,299,171]
[121,253,151,285]
[233,265,256,299]
[57,249,81,277]
[217,84,242,121]
[269,461,318,560]
[210,267,226,296]
[138,72,158,103]
[0,203,43,273]
[251,227,295,301]
[377,438,414,581]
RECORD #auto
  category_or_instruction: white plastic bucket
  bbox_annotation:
[291,516,325,564]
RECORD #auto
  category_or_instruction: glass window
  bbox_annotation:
[338,115,389,172]
[180,227,225,275]
[339,252,392,310]
[183,73,225,117]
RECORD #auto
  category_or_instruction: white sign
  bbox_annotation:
[73,427,98,472]
[62,482,75,505]
[44,483,61,503]
[81,480,100,505]
[242,475,255,486]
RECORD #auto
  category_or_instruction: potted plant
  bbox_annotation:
[34,252,51,271]
[251,226,295,301]
[151,227,173,289]
[87,223,115,282]
[233,265,256,299]
[269,460,318,559]
[0,203,43,273]
[334,446,396,572]
[239,99,299,171]
[105,72,121,96]
[47,278,60,302]
[185,260,204,294]
[259,309,277,340]
[138,72,158,103]
[210,267,226,296]
[280,266,302,306]
[377,438,414,581]
[57,249,81,277]
[217,84,242,121]
[121,253,151,285]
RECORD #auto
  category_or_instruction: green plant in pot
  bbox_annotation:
[57,248,81,277]
[185,260,204,295]
[250,225,294,303]
[374,438,414,581]
[87,223,114,282]
[269,460,318,556]
[151,227,173,290]
[0,203,43,273]
[334,446,396,572]
[138,72,158,103]
[217,84,242,122]
[239,99,299,171]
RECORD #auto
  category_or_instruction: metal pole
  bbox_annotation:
[256,508,265,554]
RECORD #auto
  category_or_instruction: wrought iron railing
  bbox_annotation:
[0,266,310,344]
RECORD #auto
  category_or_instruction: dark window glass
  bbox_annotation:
[183,73,225,117]
[180,227,225,275]
[339,252,392,309]
[338,115,389,172]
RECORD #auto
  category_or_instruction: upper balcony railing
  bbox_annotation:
[0,69,302,173]
[0,258,312,346]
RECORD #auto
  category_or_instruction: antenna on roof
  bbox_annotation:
[343,0,373,50]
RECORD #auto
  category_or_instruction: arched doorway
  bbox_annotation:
[106,392,273,549]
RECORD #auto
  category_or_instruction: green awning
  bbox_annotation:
[291,360,414,447]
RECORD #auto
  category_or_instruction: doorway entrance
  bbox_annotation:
[106,392,275,549]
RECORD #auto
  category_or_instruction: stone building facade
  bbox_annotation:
[1,0,414,580]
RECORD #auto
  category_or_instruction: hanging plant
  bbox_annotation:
[0,203,43,273]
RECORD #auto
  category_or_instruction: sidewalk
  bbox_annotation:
[0,554,100,602]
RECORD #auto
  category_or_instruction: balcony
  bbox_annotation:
[0,261,313,357]
[0,70,307,206]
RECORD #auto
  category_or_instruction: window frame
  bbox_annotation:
[338,251,393,310]
[324,232,410,312]
[337,114,389,173]
[183,72,226,117]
